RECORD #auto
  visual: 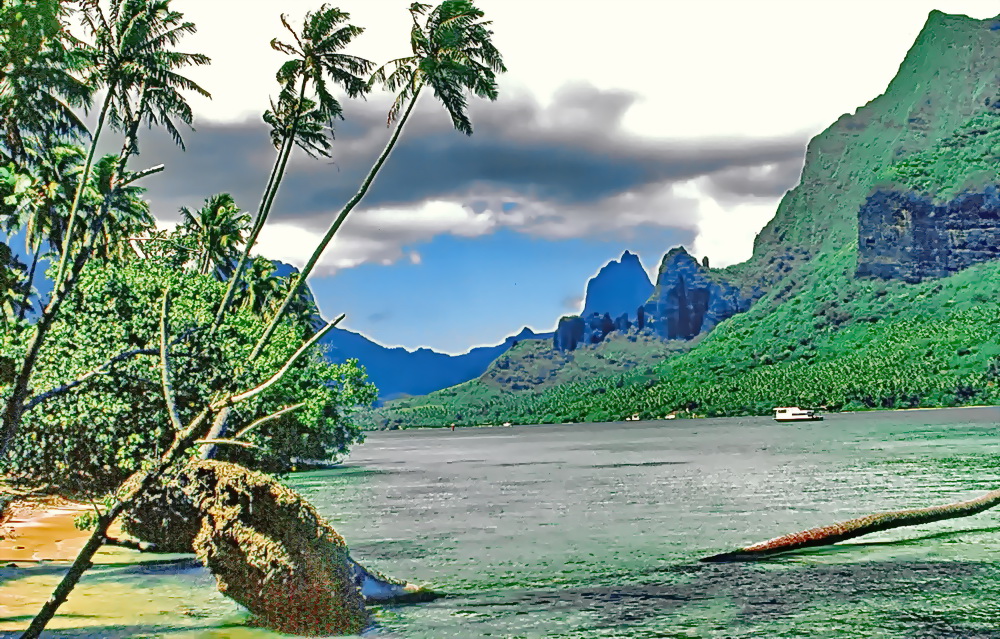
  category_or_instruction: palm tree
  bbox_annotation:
[236,257,283,315]
[250,0,506,358]
[213,5,373,331]
[54,0,210,291]
[0,0,91,166]
[86,154,155,261]
[177,193,250,277]
[1,145,87,317]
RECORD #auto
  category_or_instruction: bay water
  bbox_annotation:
[3,407,1000,638]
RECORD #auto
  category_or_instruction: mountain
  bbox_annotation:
[272,260,553,401]
[581,250,653,318]
[642,247,751,341]
[319,326,550,402]
[365,10,1000,428]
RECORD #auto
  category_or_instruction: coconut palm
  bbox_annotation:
[177,193,250,277]
[250,0,506,358]
[1,145,87,317]
[236,257,283,315]
[213,5,373,330]
[86,154,155,261]
[54,0,210,291]
[0,0,91,166]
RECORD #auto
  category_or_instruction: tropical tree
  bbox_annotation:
[236,257,284,314]
[0,0,91,166]
[1,0,206,462]
[12,3,507,635]
[213,4,374,330]
[176,193,249,277]
[250,0,506,358]
[55,0,210,291]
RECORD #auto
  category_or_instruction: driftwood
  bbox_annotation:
[702,488,1000,562]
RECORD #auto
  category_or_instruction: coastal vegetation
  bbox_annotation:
[367,242,1000,429]
[1,0,505,635]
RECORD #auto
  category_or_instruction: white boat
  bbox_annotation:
[773,406,823,422]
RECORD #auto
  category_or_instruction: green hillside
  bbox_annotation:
[365,10,1000,429]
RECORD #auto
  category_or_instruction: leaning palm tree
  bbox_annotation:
[702,489,1000,562]
[2,0,204,471]
[249,0,506,358]
[54,0,209,292]
[177,193,250,277]
[212,5,374,331]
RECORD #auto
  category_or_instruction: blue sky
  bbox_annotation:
[309,227,692,353]
[120,0,1000,353]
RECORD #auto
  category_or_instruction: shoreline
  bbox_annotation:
[375,403,1000,431]
[0,494,128,565]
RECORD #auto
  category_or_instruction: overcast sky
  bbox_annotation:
[130,0,1000,353]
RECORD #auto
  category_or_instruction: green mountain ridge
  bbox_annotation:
[362,10,1000,429]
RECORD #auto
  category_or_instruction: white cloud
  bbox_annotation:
[679,178,783,268]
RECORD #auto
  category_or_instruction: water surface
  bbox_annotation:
[3,407,1000,638]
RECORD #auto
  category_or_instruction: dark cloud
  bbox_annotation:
[366,310,393,323]
[702,157,806,203]
[129,82,807,269]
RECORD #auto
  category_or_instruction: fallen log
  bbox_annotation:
[702,488,1000,562]
[121,460,432,634]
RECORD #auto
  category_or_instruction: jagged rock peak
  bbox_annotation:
[581,250,654,319]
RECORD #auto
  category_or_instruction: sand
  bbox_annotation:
[0,495,125,564]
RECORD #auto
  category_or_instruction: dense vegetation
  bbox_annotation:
[369,241,1000,428]
[0,0,506,634]
[370,37,1000,429]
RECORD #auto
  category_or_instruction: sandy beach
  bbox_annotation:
[0,496,111,564]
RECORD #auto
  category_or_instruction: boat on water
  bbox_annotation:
[773,406,823,422]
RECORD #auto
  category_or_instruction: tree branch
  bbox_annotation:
[159,289,184,434]
[220,314,343,407]
[193,438,261,449]
[232,401,306,440]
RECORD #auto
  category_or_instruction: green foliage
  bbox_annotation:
[1,260,374,491]
[371,246,1000,428]
[880,110,1000,199]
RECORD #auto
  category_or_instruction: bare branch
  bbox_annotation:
[23,348,156,412]
[218,314,344,408]
[233,402,307,440]
[159,289,184,434]
[193,438,261,449]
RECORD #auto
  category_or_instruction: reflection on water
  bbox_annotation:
[2,406,1000,638]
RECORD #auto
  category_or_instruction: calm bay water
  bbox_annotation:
[4,406,1000,638]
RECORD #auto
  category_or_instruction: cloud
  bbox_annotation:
[366,310,393,324]
[135,82,807,272]
[562,295,583,312]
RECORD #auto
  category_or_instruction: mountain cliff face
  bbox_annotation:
[581,250,653,317]
[728,10,1000,291]
[364,10,1000,428]
[856,187,1000,282]
[857,109,1000,282]
[643,247,751,341]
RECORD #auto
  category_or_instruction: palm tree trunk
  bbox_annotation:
[701,488,1000,562]
[249,84,424,360]
[211,76,308,332]
[201,86,424,459]
[52,89,113,292]
[17,246,41,321]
